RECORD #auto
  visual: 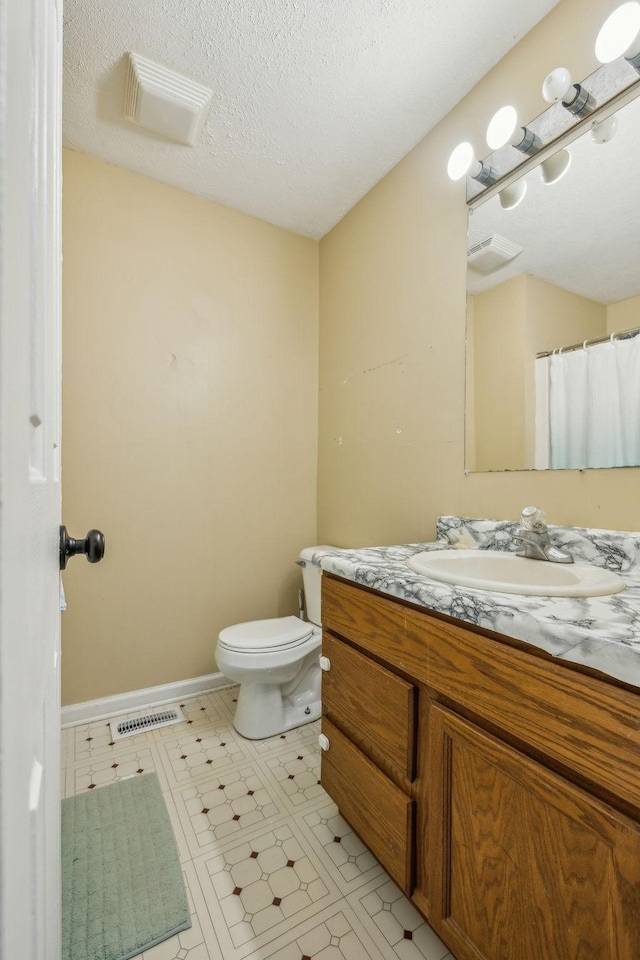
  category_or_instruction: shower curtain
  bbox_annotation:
[545,334,640,469]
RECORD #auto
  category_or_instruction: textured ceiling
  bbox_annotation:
[63,0,560,239]
[468,90,640,306]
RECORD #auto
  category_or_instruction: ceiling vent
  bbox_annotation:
[124,53,213,146]
[467,234,523,274]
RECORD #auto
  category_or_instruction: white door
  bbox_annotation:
[0,1,63,958]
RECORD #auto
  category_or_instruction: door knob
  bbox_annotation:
[59,526,105,570]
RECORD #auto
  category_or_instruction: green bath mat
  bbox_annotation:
[62,773,191,960]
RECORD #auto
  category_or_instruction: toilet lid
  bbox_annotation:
[218,616,315,653]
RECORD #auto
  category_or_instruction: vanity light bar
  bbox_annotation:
[467,75,640,212]
[451,3,640,204]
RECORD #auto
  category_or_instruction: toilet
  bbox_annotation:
[215,546,335,740]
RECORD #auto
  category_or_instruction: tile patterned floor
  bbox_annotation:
[61,688,455,960]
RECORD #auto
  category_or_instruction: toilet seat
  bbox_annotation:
[218,615,315,654]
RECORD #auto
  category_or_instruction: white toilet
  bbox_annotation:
[215,546,335,740]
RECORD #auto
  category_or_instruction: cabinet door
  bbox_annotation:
[427,704,640,960]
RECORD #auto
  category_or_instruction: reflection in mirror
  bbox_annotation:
[466,90,640,473]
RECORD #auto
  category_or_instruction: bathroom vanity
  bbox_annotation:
[317,519,640,960]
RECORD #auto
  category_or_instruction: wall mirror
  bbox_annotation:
[465,84,640,473]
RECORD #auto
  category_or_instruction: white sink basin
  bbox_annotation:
[406,549,626,597]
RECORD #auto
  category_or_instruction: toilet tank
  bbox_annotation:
[299,546,337,626]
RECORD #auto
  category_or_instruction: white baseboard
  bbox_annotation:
[61,671,233,728]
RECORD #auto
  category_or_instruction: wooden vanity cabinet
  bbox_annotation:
[320,573,640,960]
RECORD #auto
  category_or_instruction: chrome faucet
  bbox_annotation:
[512,506,573,563]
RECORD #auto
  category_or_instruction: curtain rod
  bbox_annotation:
[536,325,640,360]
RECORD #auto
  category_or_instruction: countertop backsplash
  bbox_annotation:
[436,515,640,572]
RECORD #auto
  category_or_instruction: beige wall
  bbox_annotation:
[318,0,640,547]
[524,275,606,357]
[607,293,640,333]
[472,275,527,472]
[62,150,318,705]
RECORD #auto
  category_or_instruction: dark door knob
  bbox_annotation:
[59,526,105,570]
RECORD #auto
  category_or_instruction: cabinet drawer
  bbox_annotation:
[322,633,416,783]
[320,717,414,894]
[323,574,405,657]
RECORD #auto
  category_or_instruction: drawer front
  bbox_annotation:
[322,633,416,783]
[323,574,406,658]
[321,717,413,894]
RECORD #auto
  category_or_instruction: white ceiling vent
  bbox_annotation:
[467,234,524,274]
[124,53,212,146]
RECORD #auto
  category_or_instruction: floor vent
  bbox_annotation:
[110,706,186,741]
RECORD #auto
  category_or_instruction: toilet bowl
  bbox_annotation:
[215,546,335,740]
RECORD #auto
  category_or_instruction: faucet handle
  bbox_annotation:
[520,505,547,532]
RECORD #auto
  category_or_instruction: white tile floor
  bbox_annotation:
[61,687,455,960]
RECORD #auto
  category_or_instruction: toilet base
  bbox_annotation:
[233,680,321,740]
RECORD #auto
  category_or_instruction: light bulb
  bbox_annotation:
[499,179,527,210]
[540,149,572,185]
[591,114,618,143]
[542,66,594,117]
[510,126,541,156]
[447,142,475,181]
[595,2,640,64]
[446,143,496,185]
[542,67,573,103]
[486,106,518,150]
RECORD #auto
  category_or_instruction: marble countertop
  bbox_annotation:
[313,516,640,691]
